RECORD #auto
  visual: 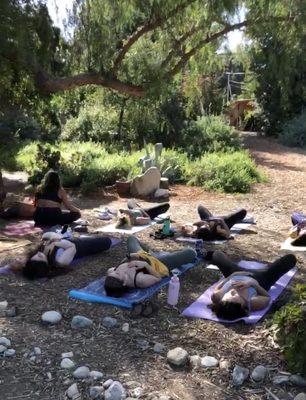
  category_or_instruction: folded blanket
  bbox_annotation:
[182,260,297,324]
[69,259,201,309]
[0,220,42,237]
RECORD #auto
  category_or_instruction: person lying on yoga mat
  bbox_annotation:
[116,199,170,229]
[210,250,296,320]
[34,170,81,226]
[180,205,247,241]
[104,236,196,297]
[7,233,112,279]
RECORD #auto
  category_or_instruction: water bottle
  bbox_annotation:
[167,272,180,306]
[162,217,171,235]
[195,239,204,257]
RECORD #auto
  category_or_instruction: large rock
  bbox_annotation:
[232,365,249,386]
[104,381,126,400]
[67,383,80,399]
[73,366,90,379]
[130,167,161,197]
[41,311,62,324]
[71,315,93,329]
[201,356,219,368]
[102,317,118,329]
[251,365,268,382]
[295,393,306,400]
[290,375,306,387]
[167,347,188,367]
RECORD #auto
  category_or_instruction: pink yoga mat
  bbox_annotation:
[1,221,43,237]
[182,260,297,324]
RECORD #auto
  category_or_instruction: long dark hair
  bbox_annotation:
[39,170,61,194]
[211,301,249,320]
[104,276,129,297]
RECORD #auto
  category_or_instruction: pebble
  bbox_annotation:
[219,359,231,370]
[136,339,150,351]
[67,383,80,399]
[190,355,201,368]
[33,347,42,356]
[0,345,7,353]
[61,358,75,369]
[4,349,16,357]
[4,307,17,317]
[0,337,11,347]
[103,379,114,389]
[104,381,126,400]
[232,365,249,386]
[295,394,306,400]
[251,365,268,382]
[167,347,188,367]
[62,352,74,359]
[41,311,62,324]
[73,366,90,379]
[201,356,219,368]
[273,375,290,385]
[30,356,36,362]
[47,372,52,381]
[71,315,93,329]
[122,323,129,333]
[102,317,118,328]
[153,343,165,354]
[89,386,104,399]
[0,301,8,310]
[130,387,143,398]
[290,375,306,387]
[90,371,104,381]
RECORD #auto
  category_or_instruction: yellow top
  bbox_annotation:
[137,251,169,277]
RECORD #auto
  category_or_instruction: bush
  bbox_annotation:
[181,115,241,158]
[187,151,264,193]
[273,284,306,376]
[279,112,306,147]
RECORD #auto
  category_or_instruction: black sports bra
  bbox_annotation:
[36,190,62,203]
[134,267,149,288]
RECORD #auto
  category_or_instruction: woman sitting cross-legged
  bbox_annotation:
[116,199,170,229]
[34,170,81,226]
[210,250,297,320]
[104,236,196,297]
[180,204,247,241]
[6,233,113,279]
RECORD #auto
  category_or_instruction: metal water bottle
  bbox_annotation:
[167,272,180,306]
[162,217,171,235]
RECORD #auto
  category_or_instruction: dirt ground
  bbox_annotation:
[1,135,306,400]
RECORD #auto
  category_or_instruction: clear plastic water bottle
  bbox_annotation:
[167,272,180,306]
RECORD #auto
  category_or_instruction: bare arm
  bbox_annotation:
[53,240,77,266]
[250,295,270,311]
[60,189,80,213]
[215,220,231,239]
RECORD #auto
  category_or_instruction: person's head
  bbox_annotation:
[22,256,50,279]
[104,276,128,297]
[181,224,194,236]
[212,291,249,320]
[41,170,61,193]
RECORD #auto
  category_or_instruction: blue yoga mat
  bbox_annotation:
[291,211,306,225]
[69,259,201,309]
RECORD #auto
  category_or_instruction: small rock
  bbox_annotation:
[0,345,7,353]
[153,343,165,354]
[41,311,62,324]
[290,375,306,387]
[29,355,36,362]
[219,359,231,370]
[71,315,93,329]
[61,358,75,369]
[103,379,114,389]
[4,349,16,357]
[273,375,290,385]
[102,317,118,329]
[201,356,219,368]
[0,301,8,310]
[104,381,126,400]
[67,383,80,399]
[136,339,149,351]
[47,372,52,381]
[4,307,17,317]
[251,365,268,382]
[90,371,103,381]
[167,347,188,367]
[190,355,201,368]
[73,366,90,379]
[0,337,11,347]
[62,351,74,359]
[89,386,104,399]
[33,347,42,356]
[130,387,143,398]
[170,334,178,340]
[122,323,129,333]
[294,393,306,400]
[125,381,140,389]
[232,365,249,386]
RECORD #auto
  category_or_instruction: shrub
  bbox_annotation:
[279,112,306,147]
[273,284,306,376]
[181,115,241,158]
[187,151,264,193]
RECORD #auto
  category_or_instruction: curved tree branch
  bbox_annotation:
[111,0,196,74]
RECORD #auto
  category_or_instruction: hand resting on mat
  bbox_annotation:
[210,250,297,320]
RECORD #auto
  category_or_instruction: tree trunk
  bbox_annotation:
[0,171,6,212]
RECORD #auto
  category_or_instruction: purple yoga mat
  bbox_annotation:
[1,221,42,237]
[182,260,297,324]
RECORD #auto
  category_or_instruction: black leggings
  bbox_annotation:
[127,201,170,220]
[197,205,247,229]
[70,236,112,259]
[212,251,296,291]
[34,207,81,226]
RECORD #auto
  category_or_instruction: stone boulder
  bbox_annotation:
[130,167,161,197]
